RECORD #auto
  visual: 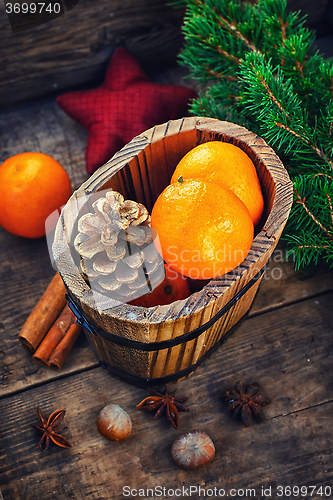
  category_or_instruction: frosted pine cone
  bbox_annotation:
[74,190,164,300]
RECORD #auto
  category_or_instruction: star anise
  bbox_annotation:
[31,407,72,450]
[225,380,271,427]
[136,387,189,429]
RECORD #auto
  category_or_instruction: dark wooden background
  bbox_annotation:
[1,1,333,498]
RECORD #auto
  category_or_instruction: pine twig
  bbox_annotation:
[295,189,332,237]
[176,0,333,269]
[326,193,333,228]
[275,122,333,169]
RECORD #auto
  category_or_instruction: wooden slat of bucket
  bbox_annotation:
[161,306,209,377]
[80,298,153,379]
[191,280,243,361]
[143,121,197,203]
[179,236,278,372]
[82,135,150,197]
[130,151,152,210]
[182,289,230,368]
[162,119,189,181]
[148,293,212,378]
[263,183,295,239]
[171,272,259,377]
[177,118,199,159]
[149,318,176,379]
[86,329,150,378]
[148,125,172,201]
[194,282,232,356]
[199,290,236,354]
[149,269,255,379]
[119,126,163,210]
[178,302,217,371]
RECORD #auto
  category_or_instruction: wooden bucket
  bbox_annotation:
[53,117,293,387]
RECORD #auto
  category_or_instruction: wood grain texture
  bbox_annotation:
[0,99,88,190]
[0,0,185,106]
[1,292,333,500]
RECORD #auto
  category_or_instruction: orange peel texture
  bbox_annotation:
[151,178,254,280]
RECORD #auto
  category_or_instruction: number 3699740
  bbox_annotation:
[5,3,62,14]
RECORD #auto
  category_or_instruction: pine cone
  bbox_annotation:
[74,191,164,301]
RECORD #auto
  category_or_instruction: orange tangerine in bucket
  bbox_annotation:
[151,178,254,280]
[170,141,264,226]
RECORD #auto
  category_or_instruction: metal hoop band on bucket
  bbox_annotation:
[64,265,266,387]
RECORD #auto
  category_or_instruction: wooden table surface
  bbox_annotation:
[1,68,333,500]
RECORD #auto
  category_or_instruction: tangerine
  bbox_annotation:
[0,152,72,239]
[129,264,190,307]
[170,141,264,226]
[151,178,254,280]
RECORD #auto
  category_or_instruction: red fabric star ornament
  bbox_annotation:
[57,47,197,174]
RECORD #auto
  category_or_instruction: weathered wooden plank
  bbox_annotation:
[0,99,88,190]
[0,226,97,395]
[252,249,333,314]
[0,65,193,175]
[2,288,333,415]
[1,292,333,499]
[0,0,185,106]
[1,0,330,107]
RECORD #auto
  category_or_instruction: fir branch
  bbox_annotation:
[298,245,331,249]
[239,53,333,170]
[327,193,333,228]
[193,32,241,64]
[176,0,333,269]
[215,44,240,64]
[205,67,238,81]
[285,232,333,269]
[294,189,332,237]
[241,55,289,120]
[214,11,260,54]
[313,173,333,182]
[274,122,333,169]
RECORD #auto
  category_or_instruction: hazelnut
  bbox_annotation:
[171,430,215,469]
[96,404,132,441]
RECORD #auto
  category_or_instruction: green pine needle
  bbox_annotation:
[174,0,333,269]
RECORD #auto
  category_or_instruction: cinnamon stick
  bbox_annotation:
[47,320,82,370]
[32,304,75,367]
[18,272,67,352]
